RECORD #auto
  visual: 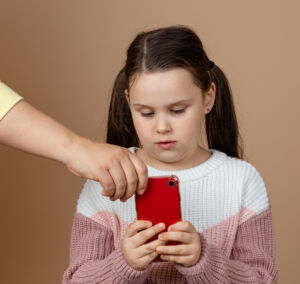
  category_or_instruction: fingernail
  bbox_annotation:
[159,223,165,229]
[138,189,145,195]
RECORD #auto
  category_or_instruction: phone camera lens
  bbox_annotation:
[168,180,175,187]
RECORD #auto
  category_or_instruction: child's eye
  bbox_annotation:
[172,109,185,114]
[141,112,153,117]
[140,109,185,117]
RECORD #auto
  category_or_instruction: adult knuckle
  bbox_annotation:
[119,179,127,187]
[98,164,108,172]
[127,176,138,186]
[138,165,148,175]
[104,183,115,193]
[116,181,126,192]
[113,147,124,156]
[106,155,116,164]
[114,193,123,200]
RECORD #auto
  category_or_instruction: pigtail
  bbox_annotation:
[206,64,245,160]
[105,67,140,147]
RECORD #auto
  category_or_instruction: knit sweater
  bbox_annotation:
[62,147,278,284]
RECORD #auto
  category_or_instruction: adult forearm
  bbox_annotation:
[0,99,148,199]
[0,100,78,164]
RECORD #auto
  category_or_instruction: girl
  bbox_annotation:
[63,25,278,283]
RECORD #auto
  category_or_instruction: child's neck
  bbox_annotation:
[135,145,212,171]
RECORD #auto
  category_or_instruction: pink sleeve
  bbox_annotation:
[62,213,151,284]
[175,208,278,283]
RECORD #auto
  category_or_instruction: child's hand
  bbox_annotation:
[122,219,167,271]
[156,221,201,267]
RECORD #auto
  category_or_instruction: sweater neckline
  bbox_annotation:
[128,146,227,182]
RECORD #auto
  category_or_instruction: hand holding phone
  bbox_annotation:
[122,220,168,270]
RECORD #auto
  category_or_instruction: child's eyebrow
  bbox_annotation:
[132,98,193,108]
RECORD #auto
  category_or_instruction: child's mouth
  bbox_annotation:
[157,141,176,149]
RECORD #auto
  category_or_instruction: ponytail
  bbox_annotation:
[207,64,245,160]
[106,67,139,148]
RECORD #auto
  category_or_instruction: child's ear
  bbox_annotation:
[204,82,216,108]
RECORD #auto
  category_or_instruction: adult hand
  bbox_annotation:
[122,219,167,271]
[65,137,148,202]
[0,99,148,202]
[156,221,201,267]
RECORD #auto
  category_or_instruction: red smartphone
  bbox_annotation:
[135,175,182,262]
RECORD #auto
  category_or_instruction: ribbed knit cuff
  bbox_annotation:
[175,233,210,276]
[113,246,152,281]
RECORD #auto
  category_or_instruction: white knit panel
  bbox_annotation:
[77,179,111,217]
[77,179,137,224]
[179,157,244,232]
[76,153,270,232]
[241,161,270,215]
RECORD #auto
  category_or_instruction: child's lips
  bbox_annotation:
[156,141,176,149]
[156,140,176,144]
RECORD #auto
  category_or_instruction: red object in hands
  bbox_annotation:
[135,175,182,262]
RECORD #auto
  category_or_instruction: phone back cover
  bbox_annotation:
[135,175,182,263]
[135,175,181,228]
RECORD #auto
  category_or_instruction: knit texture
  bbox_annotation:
[62,147,278,283]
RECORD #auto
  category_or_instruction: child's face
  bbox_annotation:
[125,68,215,169]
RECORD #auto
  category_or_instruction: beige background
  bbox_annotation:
[0,0,299,283]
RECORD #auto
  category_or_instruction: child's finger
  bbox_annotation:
[136,238,167,258]
[168,221,196,233]
[139,250,159,265]
[133,222,166,247]
[158,231,192,244]
[124,220,152,238]
[156,244,189,256]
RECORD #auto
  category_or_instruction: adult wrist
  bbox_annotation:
[58,130,83,166]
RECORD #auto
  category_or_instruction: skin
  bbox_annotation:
[0,100,148,202]
[122,220,167,270]
[123,67,216,267]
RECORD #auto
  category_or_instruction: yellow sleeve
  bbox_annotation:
[0,81,23,120]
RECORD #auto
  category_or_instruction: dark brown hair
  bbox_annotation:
[106,25,245,160]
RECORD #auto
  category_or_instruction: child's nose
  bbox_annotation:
[155,117,172,134]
